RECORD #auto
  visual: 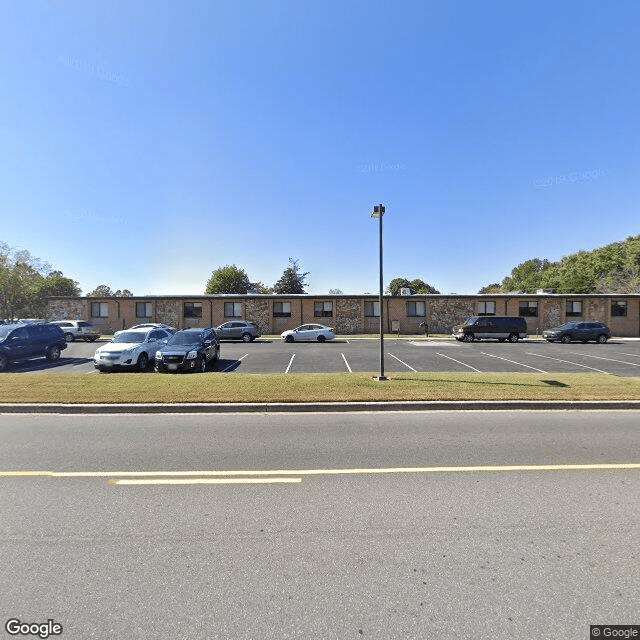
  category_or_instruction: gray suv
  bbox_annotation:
[216,321,261,342]
[51,320,100,342]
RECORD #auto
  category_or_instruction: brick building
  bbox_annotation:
[46,293,640,337]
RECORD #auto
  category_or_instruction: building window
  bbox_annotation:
[406,301,425,317]
[477,301,496,316]
[314,302,333,317]
[519,301,538,317]
[91,302,109,318]
[224,302,243,318]
[273,302,291,318]
[364,301,380,317]
[136,302,153,318]
[184,302,202,318]
[566,301,583,317]
[611,300,627,317]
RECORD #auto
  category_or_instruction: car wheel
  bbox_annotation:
[317,335,326,342]
[597,334,608,344]
[213,346,220,362]
[242,333,252,343]
[560,335,571,344]
[137,352,149,371]
[463,333,474,342]
[508,333,518,343]
[46,345,61,361]
[199,357,207,373]
[65,333,74,342]
[0,354,8,371]
[285,335,294,343]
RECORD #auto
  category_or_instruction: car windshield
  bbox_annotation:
[560,322,579,329]
[167,332,203,345]
[0,326,15,338]
[464,317,479,324]
[112,331,147,344]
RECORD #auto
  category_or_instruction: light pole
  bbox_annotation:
[371,204,388,381]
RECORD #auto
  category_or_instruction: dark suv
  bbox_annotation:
[0,323,67,371]
[543,321,611,344]
[155,328,220,373]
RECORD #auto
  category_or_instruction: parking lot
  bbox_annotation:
[6,336,640,377]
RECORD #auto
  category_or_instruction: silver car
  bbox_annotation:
[216,320,261,342]
[51,320,100,342]
[281,324,335,343]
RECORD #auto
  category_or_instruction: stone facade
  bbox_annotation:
[46,294,640,337]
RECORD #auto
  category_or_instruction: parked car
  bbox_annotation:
[0,322,67,371]
[155,328,220,373]
[93,326,173,372]
[216,320,261,342]
[281,324,336,343]
[453,316,528,342]
[51,320,100,342]
[128,323,177,333]
[543,321,611,344]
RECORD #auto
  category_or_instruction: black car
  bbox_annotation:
[155,327,220,373]
[0,322,67,371]
[543,321,611,344]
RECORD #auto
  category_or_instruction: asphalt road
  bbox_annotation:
[7,337,640,376]
[1,410,639,639]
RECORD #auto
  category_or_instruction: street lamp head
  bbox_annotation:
[371,204,385,219]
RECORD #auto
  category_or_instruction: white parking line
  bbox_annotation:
[285,354,296,374]
[525,353,612,374]
[222,354,249,372]
[436,352,481,372]
[341,353,352,373]
[388,353,417,372]
[614,352,640,359]
[568,353,640,368]
[480,352,547,373]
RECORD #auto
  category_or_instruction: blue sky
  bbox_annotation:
[2,1,639,296]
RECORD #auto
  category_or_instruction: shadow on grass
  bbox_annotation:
[394,377,570,388]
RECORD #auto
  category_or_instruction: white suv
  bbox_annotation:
[51,320,100,342]
[94,327,172,372]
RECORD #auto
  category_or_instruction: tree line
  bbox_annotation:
[479,235,640,294]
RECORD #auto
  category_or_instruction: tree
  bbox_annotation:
[0,243,80,319]
[114,289,133,297]
[248,281,274,294]
[205,265,251,294]
[387,277,440,296]
[328,288,343,295]
[273,258,309,294]
[87,284,115,297]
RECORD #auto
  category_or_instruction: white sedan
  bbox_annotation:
[281,324,336,343]
[94,327,172,371]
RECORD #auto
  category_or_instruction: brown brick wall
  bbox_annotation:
[47,295,640,337]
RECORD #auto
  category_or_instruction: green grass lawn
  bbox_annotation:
[1,372,639,404]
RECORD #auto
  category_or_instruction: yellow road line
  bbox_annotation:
[2,463,640,478]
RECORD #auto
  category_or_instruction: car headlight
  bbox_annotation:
[186,350,198,359]
[155,351,162,360]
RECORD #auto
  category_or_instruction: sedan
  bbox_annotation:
[543,321,611,344]
[155,328,220,373]
[281,324,336,343]
[94,327,172,371]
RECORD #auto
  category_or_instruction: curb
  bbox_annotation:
[2,401,640,414]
